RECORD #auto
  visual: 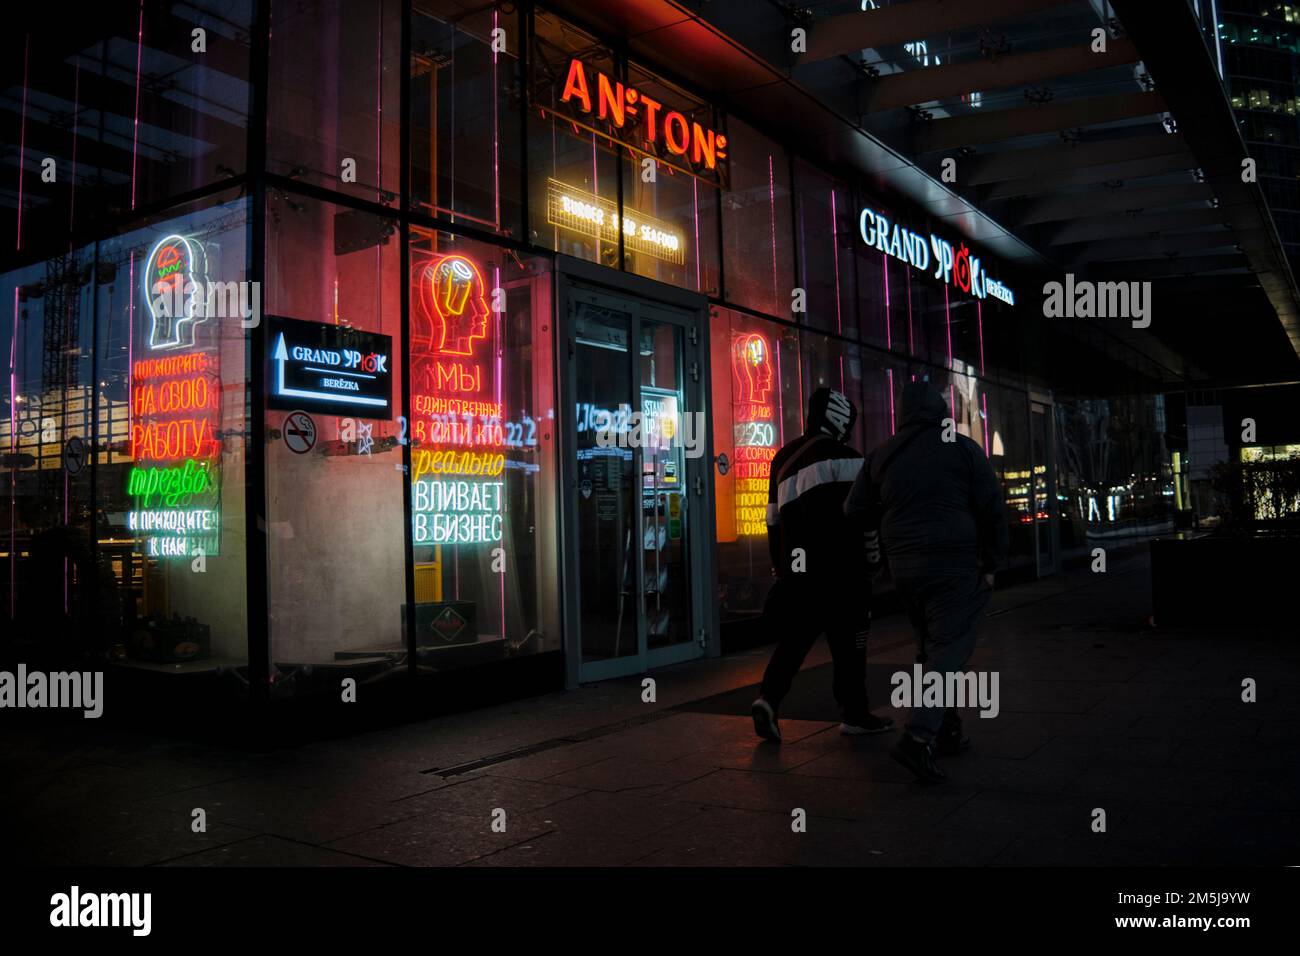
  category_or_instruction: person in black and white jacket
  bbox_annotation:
[751,388,895,743]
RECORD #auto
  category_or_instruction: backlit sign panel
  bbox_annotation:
[730,332,777,537]
[546,180,686,265]
[268,316,393,414]
[410,252,507,547]
[127,326,222,558]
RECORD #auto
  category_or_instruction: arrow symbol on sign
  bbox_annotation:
[273,333,288,396]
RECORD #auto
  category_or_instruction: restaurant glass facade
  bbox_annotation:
[2,0,1174,705]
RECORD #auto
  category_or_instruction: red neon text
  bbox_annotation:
[131,418,215,461]
[433,361,483,394]
[559,58,728,171]
[132,375,215,416]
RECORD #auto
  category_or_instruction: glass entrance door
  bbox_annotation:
[564,284,707,683]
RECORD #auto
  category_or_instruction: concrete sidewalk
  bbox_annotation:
[3,550,1296,867]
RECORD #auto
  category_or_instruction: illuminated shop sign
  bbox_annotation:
[127,508,219,558]
[553,57,728,186]
[418,255,490,357]
[143,234,209,351]
[410,251,520,552]
[411,450,506,481]
[546,180,685,265]
[858,208,1015,306]
[730,333,778,536]
[412,479,504,544]
[127,459,215,507]
[127,320,222,559]
[268,315,393,414]
[411,253,505,448]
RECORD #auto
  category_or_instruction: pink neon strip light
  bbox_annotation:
[16,35,29,251]
[768,155,778,312]
[69,62,79,236]
[773,324,785,442]
[882,252,891,349]
[492,10,500,230]
[944,284,955,416]
[494,264,504,642]
[906,266,914,354]
[693,177,701,290]
[982,392,990,458]
[131,1,144,210]
[887,367,896,435]
[830,189,842,336]
[944,284,954,371]
[10,287,18,617]
[128,252,135,461]
[592,134,599,260]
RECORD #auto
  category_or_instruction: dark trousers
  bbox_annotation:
[894,571,992,741]
[758,577,871,723]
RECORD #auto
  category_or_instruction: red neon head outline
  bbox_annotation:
[731,333,773,405]
[417,254,491,357]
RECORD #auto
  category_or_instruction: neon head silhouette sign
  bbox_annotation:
[417,254,491,357]
[143,234,209,351]
[731,333,773,405]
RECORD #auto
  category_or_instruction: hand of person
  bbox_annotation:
[982,572,995,591]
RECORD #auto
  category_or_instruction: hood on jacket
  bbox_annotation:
[899,379,948,427]
[806,387,858,442]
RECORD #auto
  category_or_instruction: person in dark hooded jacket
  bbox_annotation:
[750,387,895,743]
[845,379,1008,782]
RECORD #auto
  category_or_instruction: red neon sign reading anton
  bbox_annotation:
[559,58,728,174]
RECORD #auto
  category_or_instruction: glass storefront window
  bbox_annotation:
[721,120,794,319]
[861,350,905,449]
[907,275,946,368]
[410,1,523,236]
[268,0,400,204]
[407,229,560,668]
[7,4,253,255]
[986,384,1033,569]
[800,330,867,453]
[794,161,857,338]
[129,1,252,209]
[98,195,250,674]
[2,245,96,647]
[264,192,403,695]
[856,245,886,348]
[527,11,621,267]
[619,153,720,295]
[619,60,721,295]
[4,2,1052,704]
[710,308,800,624]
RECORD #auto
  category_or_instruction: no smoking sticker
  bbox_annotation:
[64,437,85,475]
[284,411,316,454]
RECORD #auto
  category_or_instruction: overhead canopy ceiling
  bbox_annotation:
[552,0,1300,386]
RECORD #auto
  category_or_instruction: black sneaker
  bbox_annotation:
[751,697,781,742]
[891,732,946,784]
[840,713,895,735]
[935,714,972,756]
